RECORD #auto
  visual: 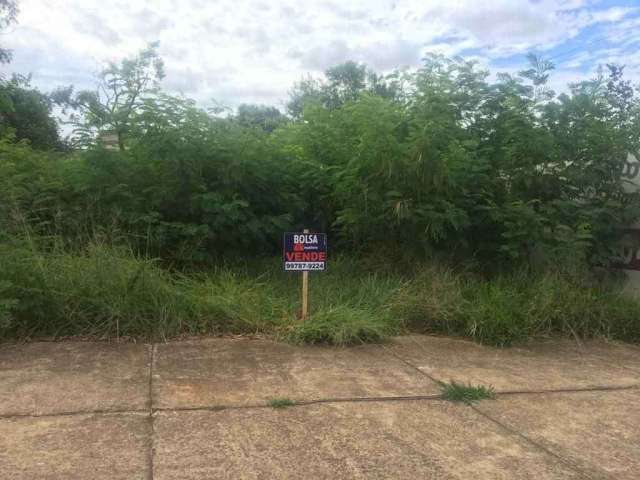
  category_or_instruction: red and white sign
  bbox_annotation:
[283,233,327,271]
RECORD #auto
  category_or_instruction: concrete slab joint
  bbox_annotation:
[0,335,638,479]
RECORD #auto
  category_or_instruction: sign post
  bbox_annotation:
[301,229,310,320]
[283,230,327,321]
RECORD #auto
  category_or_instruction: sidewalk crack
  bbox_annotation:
[470,404,606,480]
[380,343,445,387]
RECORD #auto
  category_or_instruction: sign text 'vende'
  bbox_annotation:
[283,232,327,271]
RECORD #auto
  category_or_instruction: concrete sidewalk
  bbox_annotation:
[1,335,639,479]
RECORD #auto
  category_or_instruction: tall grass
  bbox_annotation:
[1,236,639,346]
[284,305,398,346]
[0,237,288,340]
[392,267,640,346]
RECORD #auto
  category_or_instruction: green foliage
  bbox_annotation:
[0,237,285,340]
[0,280,17,330]
[0,0,18,64]
[285,305,397,346]
[391,265,640,346]
[187,271,289,334]
[0,238,192,339]
[279,55,640,264]
[0,113,300,262]
[5,48,640,267]
[441,381,496,404]
[0,75,63,149]
[235,104,286,133]
[287,61,405,118]
[0,240,638,346]
[2,47,640,345]
[390,264,468,335]
[52,42,165,149]
[282,258,403,346]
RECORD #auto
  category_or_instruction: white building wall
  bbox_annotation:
[618,153,640,295]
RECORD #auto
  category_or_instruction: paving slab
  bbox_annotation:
[476,389,640,480]
[525,338,640,374]
[0,413,149,479]
[153,400,583,480]
[153,338,439,409]
[387,335,640,391]
[0,342,150,416]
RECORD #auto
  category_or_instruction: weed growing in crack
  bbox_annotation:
[267,398,297,409]
[441,381,496,404]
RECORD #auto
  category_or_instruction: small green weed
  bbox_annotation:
[441,381,496,404]
[267,398,297,409]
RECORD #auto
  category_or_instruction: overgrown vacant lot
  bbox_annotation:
[1,240,639,346]
[2,47,640,346]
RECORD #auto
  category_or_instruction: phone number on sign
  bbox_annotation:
[285,262,325,271]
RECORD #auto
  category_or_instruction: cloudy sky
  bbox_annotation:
[3,0,640,110]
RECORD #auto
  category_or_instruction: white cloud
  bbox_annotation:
[3,0,639,109]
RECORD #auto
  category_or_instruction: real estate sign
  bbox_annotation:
[283,232,327,271]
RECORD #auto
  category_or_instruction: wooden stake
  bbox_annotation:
[301,228,309,321]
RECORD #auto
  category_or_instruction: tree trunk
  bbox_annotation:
[117,130,125,151]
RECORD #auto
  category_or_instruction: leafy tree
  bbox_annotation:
[0,75,62,150]
[52,43,165,150]
[519,53,555,103]
[0,0,18,65]
[605,64,635,129]
[235,104,286,133]
[287,61,403,117]
[286,75,324,119]
[324,61,367,107]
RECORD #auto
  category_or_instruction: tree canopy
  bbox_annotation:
[0,0,18,64]
[51,42,165,150]
[0,75,62,150]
